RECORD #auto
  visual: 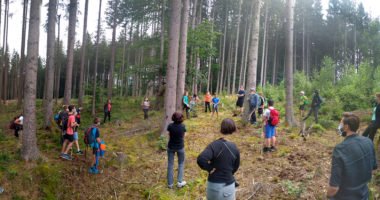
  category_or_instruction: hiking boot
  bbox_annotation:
[76,150,83,155]
[177,181,187,188]
[263,147,270,153]
[270,146,277,152]
[60,154,72,160]
[89,167,99,174]
[168,184,174,189]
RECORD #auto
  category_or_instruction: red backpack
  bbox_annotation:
[268,108,280,126]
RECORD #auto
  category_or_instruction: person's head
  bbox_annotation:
[314,90,319,95]
[268,99,274,107]
[250,88,256,93]
[220,118,237,135]
[63,105,68,111]
[68,105,75,113]
[107,99,111,104]
[213,93,217,97]
[300,91,305,95]
[240,86,244,90]
[375,93,380,103]
[172,112,184,124]
[144,97,149,101]
[342,115,360,134]
[93,117,100,126]
[259,92,263,96]
[193,94,197,98]
[206,91,210,95]
[184,91,188,96]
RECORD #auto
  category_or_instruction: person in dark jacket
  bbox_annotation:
[303,90,323,123]
[327,114,377,199]
[167,112,187,189]
[197,118,240,200]
[103,99,112,123]
[362,93,380,141]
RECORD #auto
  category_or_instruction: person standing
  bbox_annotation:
[303,90,323,123]
[235,86,245,115]
[167,112,187,189]
[262,100,279,153]
[327,114,377,199]
[248,88,259,125]
[257,92,266,118]
[197,118,240,200]
[362,93,380,141]
[13,114,23,138]
[88,117,102,174]
[103,99,112,123]
[299,91,308,118]
[60,105,78,160]
[183,91,190,119]
[141,97,150,120]
[190,94,200,117]
[211,94,220,118]
[204,91,212,113]
[73,106,83,155]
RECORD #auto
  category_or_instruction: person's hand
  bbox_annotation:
[210,168,216,174]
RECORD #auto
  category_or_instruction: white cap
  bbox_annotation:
[300,91,305,95]
[250,88,256,91]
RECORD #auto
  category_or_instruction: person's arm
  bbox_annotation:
[197,144,215,172]
[327,149,342,198]
[232,148,240,174]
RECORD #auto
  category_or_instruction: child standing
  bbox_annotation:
[204,92,212,113]
[88,118,103,174]
[262,99,279,153]
[103,99,112,123]
[211,94,220,118]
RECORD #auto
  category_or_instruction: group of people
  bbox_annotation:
[55,104,105,174]
[167,88,378,200]
[183,91,220,119]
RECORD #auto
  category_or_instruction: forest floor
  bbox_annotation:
[0,97,379,200]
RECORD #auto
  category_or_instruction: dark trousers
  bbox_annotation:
[205,102,211,113]
[304,107,319,123]
[14,125,22,138]
[183,106,190,119]
[249,106,257,124]
[104,111,111,123]
[143,109,149,119]
[362,121,380,141]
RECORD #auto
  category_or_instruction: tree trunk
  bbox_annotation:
[42,0,57,129]
[218,6,228,94]
[22,0,41,161]
[243,0,261,122]
[272,32,278,85]
[284,0,296,126]
[176,0,190,111]
[260,1,268,88]
[107,0,119,99]
[92,0,102,117]
[238,18,248,89]
[55,15,61,103]
[120,24,127,97]
[78,0,89,107]
[2,0,9,104]
[161,0,181,135]
[232,0,242,94]
[63,0,77,105]
[242,4,253,89]
[302,16,306,73]
[157,0,165,93]
[206,7,215,92]
[17,0,28,107]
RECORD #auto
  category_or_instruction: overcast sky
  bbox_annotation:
[4,0,380,60]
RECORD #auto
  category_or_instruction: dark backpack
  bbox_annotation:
[268,108,280,126]
[249,94,259,107]
[61,113,69,131]
[84,126,97,148]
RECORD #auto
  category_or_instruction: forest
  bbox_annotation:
[0,0,379,199]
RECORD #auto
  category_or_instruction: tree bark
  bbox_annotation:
[232,0,242,94]
[218,6,228,94]
[161,0,181,135]
[260,1,268,87]
[78,0,89,107]
[92,0,102,116]
[63,0,77,105]
[176,0,190,111]
[2,0,9,103]
[55,15,61,103]
[43,0,57,129]
[17,0,28,107]
[272,32,278,85]
[238,18,248,89]
[285,0,296,126]
[107,0,119,99]
[243,0,261,122]
[22,0,41,161]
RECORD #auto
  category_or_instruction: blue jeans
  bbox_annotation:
[167,148,185,186]
[207,181,235,200]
